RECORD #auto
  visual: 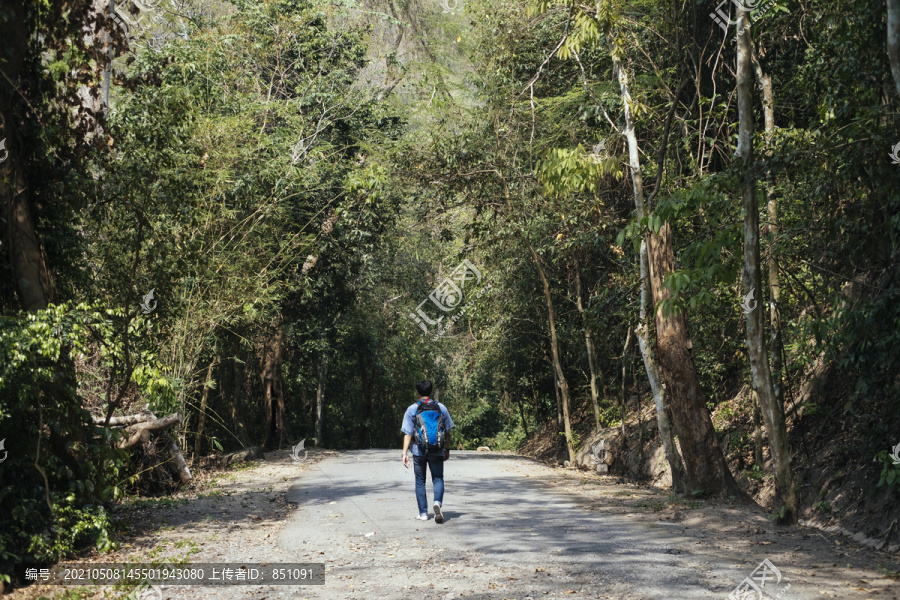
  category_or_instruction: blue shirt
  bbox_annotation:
[401,399,455,456]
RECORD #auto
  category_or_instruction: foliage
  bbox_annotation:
[745,465,765,481]
[2,0,900,581]
[875,451,900,494]
[0,304,133,571]
[453,399,505,448]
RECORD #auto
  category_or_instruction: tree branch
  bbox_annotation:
[117,412,183,449]
[645,77,690,210]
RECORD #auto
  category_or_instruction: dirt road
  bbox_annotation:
[17,449,900,599]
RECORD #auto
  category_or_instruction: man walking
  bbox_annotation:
[401,380,454,523]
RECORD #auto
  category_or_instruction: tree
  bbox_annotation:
[636,240,687,492]
[574,262,603,431]
[735,7,798,522]
[524,0,747,496]
[888,0,900,98]
[2,0,55,311]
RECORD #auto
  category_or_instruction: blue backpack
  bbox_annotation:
[414,399,447,454]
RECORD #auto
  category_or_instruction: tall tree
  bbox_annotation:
[735,8,798,522]
[888,0,900,98]
[261,325,286,450]
[610,26,744,498]
[530,243,576,464]
[574,263,602,431]
[1,0,54,311]
[357,346,377,448]
[750,41,786,412]
[637,240,687,492]
[315,354,328,447]
[499,172,577,464]
[523,0,747,495]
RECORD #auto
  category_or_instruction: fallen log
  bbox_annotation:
[91,413,155,427]
[92,410,192,488]
[159,432,193,485]
[215,446,265,468]
[117,412,182,449]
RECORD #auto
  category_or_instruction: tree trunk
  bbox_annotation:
[223,355,252,447]
[646,225,744,496]
[751,54,786,410]
[3,157,54,310]
[552,358,563,427]
[194,359,217,457]
[752,388,765,468]
[636,240,687,492]
[888,0,900,99]
[527,244,576,465]
[492,155,572,464]
[261,327,286,451]
[736,10,798,521]
[518,401,529,437]
[78,0,107,136]
[574,265,602,431]
[619,331,630,440]
[615,48,744,498]
[315,354,328,448]
[750,44,785,405]
[357,349,376,448]
[511,390,530,437]
[1,120,53,311]
[0,1,54,312]
[102,0,114,110]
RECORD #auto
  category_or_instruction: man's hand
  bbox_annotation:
[443,449,450,462]
[402,434,412,468]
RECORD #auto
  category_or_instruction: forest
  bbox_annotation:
[1,0,899,593]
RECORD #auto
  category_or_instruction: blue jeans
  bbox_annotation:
[413,454,445,515]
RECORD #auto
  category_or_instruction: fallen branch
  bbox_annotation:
[91,412,155,427]
[117,413,182,449]
[214,446,264,469]
[159,432,193,485]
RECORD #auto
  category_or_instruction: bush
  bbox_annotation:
[0,305,137,579]
[452,399,504,448]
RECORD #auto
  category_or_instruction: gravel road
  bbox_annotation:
[274,450,898,600]
[18,449,898,600]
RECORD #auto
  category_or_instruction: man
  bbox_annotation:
[401,380,454,523]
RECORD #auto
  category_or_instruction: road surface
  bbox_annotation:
[34,449,896,600]
[273,450,897,599]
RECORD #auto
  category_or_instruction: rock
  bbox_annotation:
[476,446,491,452]
[574,430,618,472]
[216,446,265,468]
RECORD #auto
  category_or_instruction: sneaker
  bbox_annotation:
[416,514,428,521]
[433,502,444,524]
